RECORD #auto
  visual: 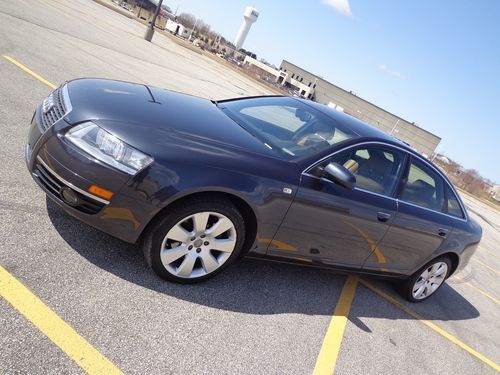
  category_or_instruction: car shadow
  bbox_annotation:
[47,198,480,320]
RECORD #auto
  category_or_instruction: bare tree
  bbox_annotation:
[435,154,493,198]
[197,20,210,36]
[176,12,196,29]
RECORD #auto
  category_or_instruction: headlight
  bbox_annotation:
[65,122,153,175]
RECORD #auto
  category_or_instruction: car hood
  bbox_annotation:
[63,78,273,157]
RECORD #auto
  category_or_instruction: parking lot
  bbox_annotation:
[0,1,499,374]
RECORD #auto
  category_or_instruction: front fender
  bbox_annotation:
[129,162,299,252]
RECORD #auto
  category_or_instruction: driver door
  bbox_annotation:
[268,143,407,269]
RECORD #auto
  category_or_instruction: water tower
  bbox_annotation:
[234,7,259,51]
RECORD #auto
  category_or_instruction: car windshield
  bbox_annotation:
[217,97,358,159]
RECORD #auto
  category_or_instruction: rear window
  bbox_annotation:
[445,184,465,219]
[400,158,445,212]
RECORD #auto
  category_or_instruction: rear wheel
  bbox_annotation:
[142,198,246,283]
[400,256,451,302]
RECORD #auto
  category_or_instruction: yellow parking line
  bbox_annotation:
[343,221,386,264]
[313,275,358,375]
[359,279,500,372]
[473,258,500,276]
[453,277,500,305]
[0,265,123,375]
[2,55,57,89]
[463,282,500,305]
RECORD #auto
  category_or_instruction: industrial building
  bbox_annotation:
[165,19,190,38]
[243,57,441,157]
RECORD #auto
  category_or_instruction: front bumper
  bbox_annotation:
[26,103,159,243]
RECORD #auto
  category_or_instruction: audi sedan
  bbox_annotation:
[26,78,482,302]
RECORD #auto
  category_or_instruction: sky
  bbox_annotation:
[168,0,500,183]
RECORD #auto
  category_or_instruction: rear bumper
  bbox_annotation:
[26,105,159,243]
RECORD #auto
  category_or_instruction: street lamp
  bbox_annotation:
[144,0,164,42]
[188,18,199,41]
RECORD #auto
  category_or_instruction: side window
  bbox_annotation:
[400,158,444,211]
[330,146,405,196]
[445,184,465,219]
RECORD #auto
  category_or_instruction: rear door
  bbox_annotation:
[268,143,406,269]
[364,156,455,275]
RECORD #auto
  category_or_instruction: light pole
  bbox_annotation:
[137,0,145,19]
[188,18,199,41]
[144,0,164,42]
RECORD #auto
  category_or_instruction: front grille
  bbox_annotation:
[40,87,67,132]
[33,162,105,215]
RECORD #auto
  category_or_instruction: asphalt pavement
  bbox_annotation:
[0,1,499,374]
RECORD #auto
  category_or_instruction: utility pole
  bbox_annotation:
[144,0,164,42]
[137,0,144,18]
[188,18,198,41]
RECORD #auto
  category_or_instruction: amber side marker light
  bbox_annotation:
[88,185,114,200]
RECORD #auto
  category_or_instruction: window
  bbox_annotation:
[313,84,317,88]
[240,105,306,131]
[219,97,357,159]
[445,184,465,218]
[291,74,295,78]
[329,146,405,196]
[300,78,303,82]
[400,158,444,211]
[308,82,312,87]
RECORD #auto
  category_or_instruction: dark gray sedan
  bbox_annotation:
[26,79,482,302]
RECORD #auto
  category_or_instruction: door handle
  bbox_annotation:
[377,212,392,222]
[438,228,449,237]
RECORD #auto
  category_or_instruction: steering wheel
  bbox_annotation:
[291,121,317,143]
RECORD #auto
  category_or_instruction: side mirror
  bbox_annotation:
[321,162,356,190]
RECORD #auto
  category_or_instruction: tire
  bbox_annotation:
[142,197,246,283]
[399,256,452,302]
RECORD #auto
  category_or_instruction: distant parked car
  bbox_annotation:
[227,57,240,65]
[192,39,205,49]
[26,79,482,302]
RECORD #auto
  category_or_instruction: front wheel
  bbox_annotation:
[400,256,452,302]
[142,198,246,283]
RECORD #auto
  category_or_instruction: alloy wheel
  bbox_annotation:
[412,261,448,300]
[160,211,237,278]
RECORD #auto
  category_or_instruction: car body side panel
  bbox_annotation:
[363,202,456,275]
[135,161,299,253]
[268,174,398,269]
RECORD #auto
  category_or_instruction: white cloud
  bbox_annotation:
[378,63,407,80]
[322,0,352,16]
